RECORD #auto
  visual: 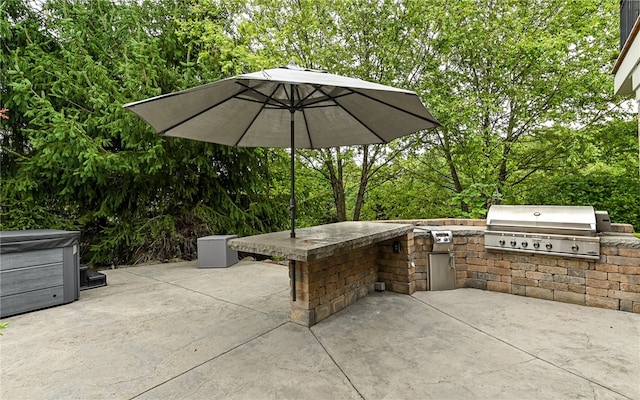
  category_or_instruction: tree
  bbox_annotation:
[226,0,626,222]
[417,0,626,216]
[3,0,635,268]
[1,0,288,265]
[227,0,439,222]
[522,119,640,228]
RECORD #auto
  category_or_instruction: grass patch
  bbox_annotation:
[634,232,640,239]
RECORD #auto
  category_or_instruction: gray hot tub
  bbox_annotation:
[1,230,80,318]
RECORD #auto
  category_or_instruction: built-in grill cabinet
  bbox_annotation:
[485,205,602,260]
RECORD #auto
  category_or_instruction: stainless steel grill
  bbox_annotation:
[484,205,605,260]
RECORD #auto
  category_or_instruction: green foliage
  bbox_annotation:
[1,0,288,265]
[293,159,338,227]
[522,119,640,228]
[451,183,502,219]
[229,0,632,223]
[539,166,639,228]
[233,0,442,222]
[416,0,625,215]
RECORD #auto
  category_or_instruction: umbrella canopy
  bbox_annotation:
[124,63,439,148]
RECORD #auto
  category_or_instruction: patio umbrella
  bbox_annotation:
[124,62,440,299]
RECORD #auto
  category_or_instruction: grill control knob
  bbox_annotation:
[499,240,505,246]
[521,241,528,248]
[545,243,553,250]
[572,244,579,251]
[533,242,540,249]
[510,240,517,247]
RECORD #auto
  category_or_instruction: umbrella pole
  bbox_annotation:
[290,107,297,301]
[290,111,296,239]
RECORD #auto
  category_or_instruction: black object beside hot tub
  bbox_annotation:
[1,230,80,318]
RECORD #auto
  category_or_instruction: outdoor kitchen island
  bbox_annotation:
[228,221,415,326]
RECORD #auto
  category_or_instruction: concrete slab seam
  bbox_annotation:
[124,269,287,320]
[409,295,634,400]
[309,329,366,400]
[101,269,162,291]
[119,267,201,285]
[172,282,288,319]
[128,321,289,400]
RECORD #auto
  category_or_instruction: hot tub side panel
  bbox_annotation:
[0,230,80,318]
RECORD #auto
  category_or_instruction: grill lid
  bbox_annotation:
[486,205,597,236]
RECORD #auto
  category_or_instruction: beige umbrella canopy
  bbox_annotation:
[125,63,438,148]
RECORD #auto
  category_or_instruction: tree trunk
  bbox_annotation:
[352,145,371,221]
[496,110,516,204]
[438,130,468,213]
[323,148,347,221]
[495,143,511,205]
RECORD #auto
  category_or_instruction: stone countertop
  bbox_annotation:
[228,221,413,262]
[412,225,486,237]
[599,233,640,248]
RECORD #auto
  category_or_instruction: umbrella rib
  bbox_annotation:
[292,85,324,110]
[317,87,387,143]
[159,87,252,135]
[234,97,282,107]
[348,89,440,126]
[236,81,291,109]
[237,81,330,111]
[297,91,350,108]
[294,86,314,148]
[233,83,284,147]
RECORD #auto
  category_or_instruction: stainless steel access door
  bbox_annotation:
[428,253,456,291]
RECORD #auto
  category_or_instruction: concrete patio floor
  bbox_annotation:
[1,259,638,399]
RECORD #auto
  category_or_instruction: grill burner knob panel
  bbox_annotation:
[510,240,517,247]
[572,244,579,251]
[521,241,528,248]
[499,240,505,246]
[533,242,540,249]
[546,243,553,250]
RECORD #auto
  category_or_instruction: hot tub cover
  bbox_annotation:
[0,230,80,253]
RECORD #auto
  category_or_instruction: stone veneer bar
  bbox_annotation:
[228,221,414,326]
[228,219,639,326]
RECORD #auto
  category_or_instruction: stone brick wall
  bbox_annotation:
[289,232,415,326]
[289,218,639,327]
[290,244,378,326]
[377,233,415,295]
[413,237,429,291]
[409,219,640,314]
[454,235,640,313]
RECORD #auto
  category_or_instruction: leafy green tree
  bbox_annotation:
[225,0,628,222]
[214,0,436,222]
[418,0,626,216]
[523,119,640,228]
[1,0,288,265]
[3,0,636,267]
